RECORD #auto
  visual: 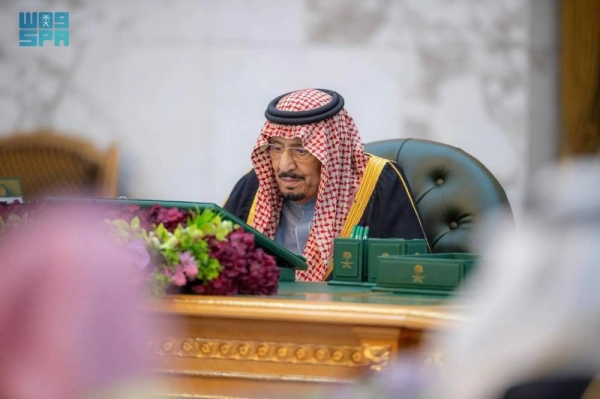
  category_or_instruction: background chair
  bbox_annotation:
[364,138,512,253]
[0,129,119,200]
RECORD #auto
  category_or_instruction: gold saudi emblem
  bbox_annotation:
[341,251,353,269]
[412,264,425,283]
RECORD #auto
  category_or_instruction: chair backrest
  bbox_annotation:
[0,130,119,200]
[364,138,513,253]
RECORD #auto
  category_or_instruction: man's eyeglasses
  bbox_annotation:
[266,143,311,160]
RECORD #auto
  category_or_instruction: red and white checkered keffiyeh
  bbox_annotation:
[251,89,369,281]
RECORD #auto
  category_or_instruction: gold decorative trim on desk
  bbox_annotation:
[146,295,462,330]
[153,336,367,368]
[144,284,460,397]
[362,345,391,372]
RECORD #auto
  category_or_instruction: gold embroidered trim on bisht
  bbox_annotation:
[387,162,431,252]
[247,191,258,227]
[324,155,387,279]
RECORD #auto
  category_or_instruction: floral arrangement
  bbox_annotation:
[0,201,46,239]
[0,201,280,297]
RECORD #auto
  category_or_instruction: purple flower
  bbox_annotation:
[126,239,150,270]
[179,251,198,280]
[201,228,279,296]
[170,266,187,287]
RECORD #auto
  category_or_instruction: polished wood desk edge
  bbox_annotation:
[144,295,464,329]
[149,368,355,384]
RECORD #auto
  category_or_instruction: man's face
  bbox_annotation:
[268,136,321,204]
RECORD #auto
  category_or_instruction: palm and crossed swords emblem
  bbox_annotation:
[341,251,353,268]
[41,14,51,27]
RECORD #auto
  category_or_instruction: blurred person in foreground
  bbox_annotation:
[0,206,162,399]
[224,88,427,282]
[323,158,600,399]
[428,157,600,399]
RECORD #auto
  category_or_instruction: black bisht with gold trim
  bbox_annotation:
[223,154,428,280]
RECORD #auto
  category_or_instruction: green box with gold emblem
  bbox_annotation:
[372,253,479,295]
[329,237,429,286]
[367,238,429,283]
[329,238,367,286]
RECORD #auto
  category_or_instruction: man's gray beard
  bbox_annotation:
[281,192,306,202]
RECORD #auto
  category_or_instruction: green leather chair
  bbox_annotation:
[364,138,513,253]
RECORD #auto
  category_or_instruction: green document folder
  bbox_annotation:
[44,197,308,271]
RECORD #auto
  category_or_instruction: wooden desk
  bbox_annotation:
[146,282,462,398]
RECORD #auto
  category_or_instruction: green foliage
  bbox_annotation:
[105,217,145,243]
[149,272,171,297]
[106,208,237,296]
[150,209,234,281]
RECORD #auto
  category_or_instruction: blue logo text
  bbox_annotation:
[19,12,70,47]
